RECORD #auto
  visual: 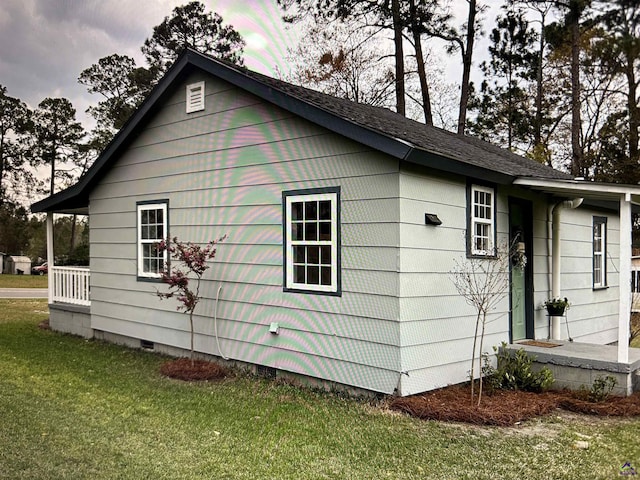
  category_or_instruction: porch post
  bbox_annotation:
[618,193,631,363]
[46,212,54,304]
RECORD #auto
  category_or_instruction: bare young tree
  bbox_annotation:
[450,241,513,406]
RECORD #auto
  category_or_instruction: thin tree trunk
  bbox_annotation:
[69,214,77,255]
[470,310,481,403]
[392,0,406,116]
[626,57,639,182]
[477,311,487,407]
[569,2,583,177]
[409,0,433,124]
[458,0,477,135]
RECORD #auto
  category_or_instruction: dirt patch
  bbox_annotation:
[38,319,50,330]
[160,358,228,381]
[389,384,640,427]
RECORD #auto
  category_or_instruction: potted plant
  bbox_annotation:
[543,297,570,316]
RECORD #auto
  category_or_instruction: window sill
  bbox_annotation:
[284,286,341,297]
[592,285,609,291]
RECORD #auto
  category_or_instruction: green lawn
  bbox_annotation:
[1,299,639,479]
[0,274,48,288]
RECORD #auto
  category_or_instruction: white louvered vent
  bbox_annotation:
[186,81,205,113]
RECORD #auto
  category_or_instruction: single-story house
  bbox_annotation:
[32,49,640,396]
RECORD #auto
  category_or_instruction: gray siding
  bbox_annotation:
[396,168,511,395]
[89,71,402,394]
[87,69,623,397]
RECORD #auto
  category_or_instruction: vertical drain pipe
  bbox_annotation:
[551,198,583,339]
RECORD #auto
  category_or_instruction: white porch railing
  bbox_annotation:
[52,266,90,306]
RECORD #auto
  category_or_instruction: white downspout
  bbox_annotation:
[46,212,54,304]
[550,198,584,340]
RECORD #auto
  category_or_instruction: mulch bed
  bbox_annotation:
[159,358,228,381]
[389,384,640,426]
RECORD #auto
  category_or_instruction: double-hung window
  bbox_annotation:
[469,184,495,256]
[593,216,607,288]
[137,201,168,279]
[283,187,340,295]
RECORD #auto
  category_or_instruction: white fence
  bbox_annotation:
[52,266,90,306]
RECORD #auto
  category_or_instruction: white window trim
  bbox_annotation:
[470,184,495,256]
[137,202,168,279]
[284,191,339,294]
[186,81,205,113]
[593,217,607,288]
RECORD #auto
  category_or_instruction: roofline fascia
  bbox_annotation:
[32,54,196,214]
[404,149,514,184]
[514,177,640,203]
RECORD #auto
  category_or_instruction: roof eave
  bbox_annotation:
[514,177,640,203]
[405,149,515,184]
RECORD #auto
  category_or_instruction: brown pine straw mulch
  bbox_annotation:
[389,384,640,427]
[159,358,228,381]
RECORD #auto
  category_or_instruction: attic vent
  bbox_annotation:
[186,81,205,113]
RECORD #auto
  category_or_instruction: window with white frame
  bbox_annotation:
[137,201,168,279]
[186,81,205,113]
[283,188,340,294]
[593,216,607,288]
[469,184,495,256]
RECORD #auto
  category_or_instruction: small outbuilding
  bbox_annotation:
[5,256,31,275]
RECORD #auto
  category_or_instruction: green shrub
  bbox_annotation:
[483,342,554,393]
[578,375,617,402]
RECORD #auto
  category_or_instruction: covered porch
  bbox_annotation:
[44,208,93,339]
[508,340,640,396]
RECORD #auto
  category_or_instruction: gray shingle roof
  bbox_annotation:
[32,49,572,214]
[238,65,572,181]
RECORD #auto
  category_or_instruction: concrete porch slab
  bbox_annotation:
[506,341,640,396]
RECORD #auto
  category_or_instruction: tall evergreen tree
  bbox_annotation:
[0,85,35,204]
[142,1,245,78]
[468,5,538,153]
[32,98,84,196]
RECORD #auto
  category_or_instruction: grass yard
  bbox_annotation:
[1,299,639,479]
[0,274,48,289]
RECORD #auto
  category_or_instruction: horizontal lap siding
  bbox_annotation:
[89,72,401,394]
[554,208,620,343]
[397,170,512,394]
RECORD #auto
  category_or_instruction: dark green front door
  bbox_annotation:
[509,199,534,342]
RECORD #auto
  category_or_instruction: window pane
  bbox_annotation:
[308,246,320,264]
[157,209,163,223]
[320,246,331,265]
[319,200,331,220]
[307,266,319,284]
[141,210,148,224]
[319,221,331,241]
[305,222,317,241]
[292,222,303,241]
[321,266,331,285]
[149,209,156,224]
[292,202,303,221]
[294,265,305,283]
[149,226,157,240]
[157,225,164,239]
[294,246,305,263]
[305,201,318,220]
[141,226,150,240]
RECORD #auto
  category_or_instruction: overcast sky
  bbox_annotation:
[1,0,507,130]
[0,0,300,126]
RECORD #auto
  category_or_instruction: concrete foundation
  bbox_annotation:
[49,303,92,338]
[508,341,640,396]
